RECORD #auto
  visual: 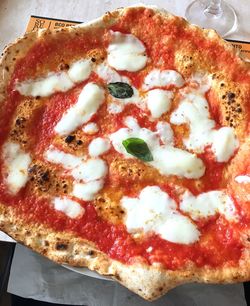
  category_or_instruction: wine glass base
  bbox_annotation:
[185,0,238,37]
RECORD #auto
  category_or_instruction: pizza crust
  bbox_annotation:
[0,4,250,301]
[1,202,250,301]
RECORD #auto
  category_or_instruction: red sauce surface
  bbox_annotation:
[0,7,248,270]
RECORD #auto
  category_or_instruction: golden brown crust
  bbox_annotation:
[1,202,250,301]
[0,4,250,301]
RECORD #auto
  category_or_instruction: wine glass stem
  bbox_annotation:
[205,0,223,17]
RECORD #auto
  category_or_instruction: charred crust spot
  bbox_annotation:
[41,171,50,181]
[222,95,226,99]
[5,66,9,71]
[76,140,83,145]
[15,116,26,126]
[247,237,250,242]
[220,83,225,87]
[114,273,121,281]
[65,135,75,143]
[87,250,95,256]
[158,287,164,292]
[227,92,236,100]
[96,197,106,203]
[28,164,54,192]
[59,62,70,70]
[55,243,68,251]
[35,96,41,100]
[91,57,96,62]
[44,240,49,247]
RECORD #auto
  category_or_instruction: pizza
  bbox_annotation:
[0,4,250,301]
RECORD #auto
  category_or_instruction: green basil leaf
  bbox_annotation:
[122,138,153,162]
[107,82,133,99]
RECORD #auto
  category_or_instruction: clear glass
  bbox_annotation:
[185,0,238,37]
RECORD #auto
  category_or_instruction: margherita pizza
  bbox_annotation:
[0,5,250,301]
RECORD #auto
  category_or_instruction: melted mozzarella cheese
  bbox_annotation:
[110,117,205,179]
[170,92,239,162]
[121,186,200,244]
[45,146,82,169]
[54,83,104,136]
[152,146,205,179]
[143,69,184,90]
[16,72,74,97]
[72,180,104,201]
[158,214,200,244]
[45,147,107,182]
[156,122,174,145]
[16,59,92,97]
[71,158,107,182]
[82,122,99,134]
[95,63,125,83]
[180,190,237,221]
[44,146,107,201]
[235,175,250,184]
[53,197,84,218]
[211,127,239,162]
[107,31,147,72]
[88,137,111,157]
[146,89,173,118]
[2,142,31,194]
[67,59,92,83]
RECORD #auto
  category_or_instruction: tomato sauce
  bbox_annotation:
[0,7,247,270]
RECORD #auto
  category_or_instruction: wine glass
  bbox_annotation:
[185,0,238,37]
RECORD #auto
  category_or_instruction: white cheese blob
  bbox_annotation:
[16,59,92,97]
[72,180,104,201]
[2,142,31,194]
[143,69,184,90]
[152,146,205,179]
[170,92,239,162]
[88,137,111,157]
[211,127,239,162]
[45,147,82,169]
[71,158,108,182]
[45,147,107,182]
[158,214,200,244]
[107,31,147,72]
[16,72,74,97]
[67,59,92,83]
[156,122,174,145]
[110,117,205,179]
[180,190,237,221]
[95,62,125,83]
[82,122,99,134]
[146,89,173,118]
[121,186,200,244]
[44,146,107,202]
[107,102,125,114]
[54,83,104,136]
[235,175,250,184]
[53,197,84,218]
